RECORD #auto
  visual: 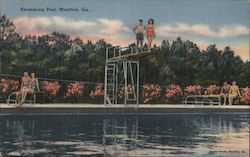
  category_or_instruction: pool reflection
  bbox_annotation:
[0,113,249,156]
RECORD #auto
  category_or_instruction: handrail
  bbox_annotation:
[106,46,135,61]
[0,73,103,85]
[0,73,247,90]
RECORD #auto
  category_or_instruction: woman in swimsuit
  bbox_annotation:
[228,81,241,105]
[146,19,155,52]
[30,73,40,92]
[20,73,40,104]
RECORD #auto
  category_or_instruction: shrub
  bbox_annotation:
[65,82,84,97]
[186,85,202,95]
[90,84,104,99]
[207,85,221,94]
[0,78,20,102]
[43,81,61,97]
[241,87,250,104]
[118,84,135,99]
[0,79,20,94]
[142,84,161,103]
[165,85,183,103]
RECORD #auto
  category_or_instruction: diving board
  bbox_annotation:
[105,46,155,62]
[108,50,154,62]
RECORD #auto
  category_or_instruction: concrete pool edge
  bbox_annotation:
[0,103,249,114]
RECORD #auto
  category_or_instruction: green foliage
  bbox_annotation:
[0,15,249,87]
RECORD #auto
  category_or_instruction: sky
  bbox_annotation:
[1,0,249,60]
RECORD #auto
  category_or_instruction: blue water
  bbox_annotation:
[0,113,249,156]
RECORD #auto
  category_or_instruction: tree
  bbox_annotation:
[0,15,249,88]
[0,15,15,40]
[0,15,16,73]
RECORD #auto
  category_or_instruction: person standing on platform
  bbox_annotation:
[133,19,146,52]
[146,19,155,52]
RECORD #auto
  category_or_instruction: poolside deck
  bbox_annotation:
[0,103,249,115]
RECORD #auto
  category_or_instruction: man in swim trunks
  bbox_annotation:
[220,82,230,105]
[133,19,146,52]
[18,71,31,105]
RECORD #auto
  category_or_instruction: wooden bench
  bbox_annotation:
[183,94,221,105]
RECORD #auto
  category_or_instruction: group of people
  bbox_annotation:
[16,71,40,105]
[133,19,155,52]
[220,81,241,105]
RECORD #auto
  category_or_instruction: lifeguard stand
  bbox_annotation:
[104,45,154,105]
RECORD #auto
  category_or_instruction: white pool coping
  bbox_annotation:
[0,103,249,109]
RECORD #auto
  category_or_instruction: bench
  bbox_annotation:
[7,91,44,105]
[183,94,221,105]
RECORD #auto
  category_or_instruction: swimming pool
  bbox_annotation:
[0,113,249,156]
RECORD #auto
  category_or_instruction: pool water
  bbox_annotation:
[0,113,249,156]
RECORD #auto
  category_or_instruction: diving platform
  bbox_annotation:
[105,46,154,62]
[104,46,156,106]
[108,50,154,62]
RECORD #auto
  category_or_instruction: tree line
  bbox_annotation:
[0,15,249,87]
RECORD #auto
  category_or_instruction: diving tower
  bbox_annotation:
[104,46,154,105]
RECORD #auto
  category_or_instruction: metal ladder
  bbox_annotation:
[104,46,139,106]
[104,62,117,105]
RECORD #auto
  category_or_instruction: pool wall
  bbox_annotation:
[0,104,249,115]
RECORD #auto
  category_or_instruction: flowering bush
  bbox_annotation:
[43,81,61,97]
[0,79,19,94]
[90,84,104,99]
[165,85,183,103]
[142,84,162,103]
[118,84,135,99]
[186,85,202,95]
[241,87,250,104]
[65,82,84,97]
[207,85,221,94]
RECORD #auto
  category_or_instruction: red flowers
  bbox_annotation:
[43,81,61,97]
[186,85,202,95]
[90,84,104,99]
[241,87,250,104]
[142,84,162,103]
[0,79,19,94]
[0,77,249,105]
[164,85,183,103]
[65,82,84,97]
[207,85,221,94]
[118,84,135,99]
[165,85,183,98]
